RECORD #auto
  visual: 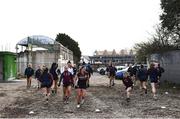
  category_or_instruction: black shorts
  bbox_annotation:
[77,80,87,89]
[63,83,71,87]
[109,73,115,77]
[139,79,147,82]
[150,80,158,83]
[41,83,51,88]
[27,76,32,79]
[53,77,58,81]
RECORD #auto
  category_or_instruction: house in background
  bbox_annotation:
[80,55,90,64]
[16,35,73,75]
[90,49,135,65]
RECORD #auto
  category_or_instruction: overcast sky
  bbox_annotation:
[0,0,161,56]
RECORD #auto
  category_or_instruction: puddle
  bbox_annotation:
[0,93,7,97]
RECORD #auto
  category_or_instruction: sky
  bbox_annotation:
[0,0,161,56]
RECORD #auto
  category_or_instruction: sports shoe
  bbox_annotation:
[76,104,80,108]
[46,98,49,103]
[126,98,130,102]
[145,89,147,94]
[153,95,158,100]
[87,83,90,88]
[65,97,69,104]
[63,100,66,104]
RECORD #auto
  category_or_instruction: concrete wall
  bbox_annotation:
[17,52,27,75]
[17,49,73,76]
[32,51,56,69]
[149,50,180,84]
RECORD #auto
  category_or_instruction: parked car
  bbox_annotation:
[97,67,106,75]
[115,64,148,79]
[136,64,148,70]
[99,68,106,75]
[115,67,129,79]
[97,67,105,72]
[115,66,126,71]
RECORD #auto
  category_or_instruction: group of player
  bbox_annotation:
[24,61,93,108]
[24,60,164,108]
[106,62,164,102]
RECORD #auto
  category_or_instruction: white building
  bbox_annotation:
[16,35,73,75]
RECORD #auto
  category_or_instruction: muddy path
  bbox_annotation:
[0,73,180,118]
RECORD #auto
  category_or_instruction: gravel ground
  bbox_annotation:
[0,73,180,118]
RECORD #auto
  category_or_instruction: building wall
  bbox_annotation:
[17,51,27,76]
[17,49,73,76]
[149,50,180,84]
[32,51,56,69]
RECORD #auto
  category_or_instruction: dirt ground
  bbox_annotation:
[0,73,180,118]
